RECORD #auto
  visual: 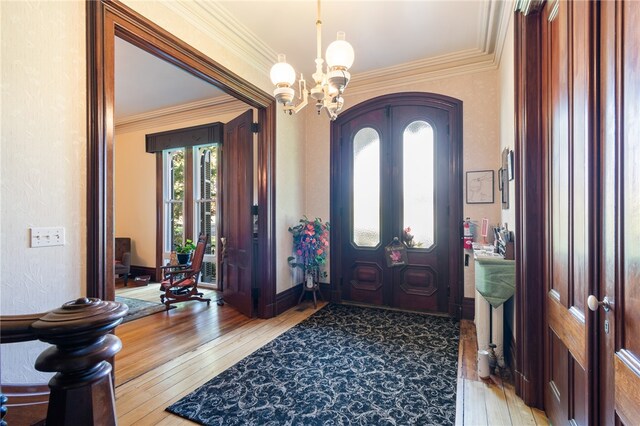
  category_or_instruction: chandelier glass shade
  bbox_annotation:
[269,0,354,121]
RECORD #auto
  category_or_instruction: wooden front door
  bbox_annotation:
[539,1,640,423]
[332,94,462,314]
[221,109,254,317]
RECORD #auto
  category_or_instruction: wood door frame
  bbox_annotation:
[329,92,464,318]
[86,0,277,318]
[513,3,546,409]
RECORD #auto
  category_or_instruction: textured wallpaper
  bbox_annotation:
[0,1,87,382]
[498,16,517,339]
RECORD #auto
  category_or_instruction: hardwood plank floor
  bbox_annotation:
[113,289,549,425]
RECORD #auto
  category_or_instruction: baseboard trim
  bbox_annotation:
[2,383,49,425]
[275,284,303,316]
[275,283,332,316]
[462,297,475,320]
[130,265,158,281]
[506,332,517,372]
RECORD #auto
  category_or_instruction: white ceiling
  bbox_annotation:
[114,38,225,120]
[218,0,493,75]
[115,1,510,121]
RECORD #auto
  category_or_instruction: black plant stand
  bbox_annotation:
[298,282,323,308]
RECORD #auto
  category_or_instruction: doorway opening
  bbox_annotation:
[87,1,276,319]
[330,92,463,316]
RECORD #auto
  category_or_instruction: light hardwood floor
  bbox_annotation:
[114,284,548,425]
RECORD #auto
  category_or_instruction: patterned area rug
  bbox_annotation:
[167,303,459,425]
[115,296,171,323]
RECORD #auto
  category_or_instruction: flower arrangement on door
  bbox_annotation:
[287,216,330,289]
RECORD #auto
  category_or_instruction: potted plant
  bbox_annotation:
[287,216,330,288]
[175,239,196,264]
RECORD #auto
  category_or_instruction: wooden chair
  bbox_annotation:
[159,234,211,310]
[115,237,131,286]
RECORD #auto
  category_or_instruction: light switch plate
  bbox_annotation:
[30,227,65,247]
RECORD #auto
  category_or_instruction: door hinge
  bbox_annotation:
[251,122,260,133]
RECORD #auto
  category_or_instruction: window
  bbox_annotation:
[195,145,218,284]
[162,144,219,285]
[402,120,435,249]
[164,149,185,252]
[352,127,381,247]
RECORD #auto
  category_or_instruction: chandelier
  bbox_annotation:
[269,0,354,121]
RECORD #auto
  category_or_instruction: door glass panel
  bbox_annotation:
[403,120,434,248]
[352,127,380,247]
[195,145,218,284]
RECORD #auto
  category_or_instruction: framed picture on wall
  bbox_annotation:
[466,170,494,204]
[501,148,510,209]
[508,150,515,181]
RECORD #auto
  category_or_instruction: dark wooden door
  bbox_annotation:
[541,1,595,423]
[221,109,254,317]
[599,1,640,423]
[541,1,640,423]
[335,98,458,314]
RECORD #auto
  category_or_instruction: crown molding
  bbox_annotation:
[493,0,515,67]
[348,52,498,97]
[347,0,512,95]
[115,96,247,133]
[477,0,495,53]
[163,1,276,76]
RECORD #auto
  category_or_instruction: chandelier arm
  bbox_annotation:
[283,79,309,115]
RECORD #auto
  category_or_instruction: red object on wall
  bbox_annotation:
[462,217,473,249]
[463,237,473,250]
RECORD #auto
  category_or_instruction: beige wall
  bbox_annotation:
[498,15,517,340]
[304,69,503,298]
[115,105,251,268]
[0,1,86,383]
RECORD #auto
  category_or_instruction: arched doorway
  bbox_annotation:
[330,92,463,316]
